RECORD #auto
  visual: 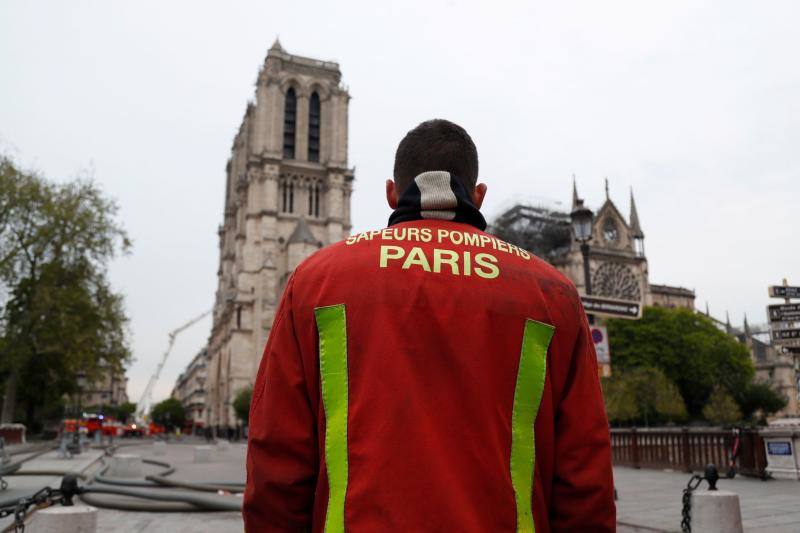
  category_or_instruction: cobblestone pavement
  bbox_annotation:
[615,466,800,532]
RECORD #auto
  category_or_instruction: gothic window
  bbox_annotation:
[591,262,642,301]
[280,177,295,213]
[283,87,297,159]
[308,92,321,162]
[308,181,322,217]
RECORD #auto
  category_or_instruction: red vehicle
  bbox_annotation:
[66,413,124,437]
[122,422,145,437]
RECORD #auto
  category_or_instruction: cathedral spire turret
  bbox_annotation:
[743,314,751,337]
[725,311,732,334]
[572,174,580,210]
[269,37,285,53]
[629,187,644,239]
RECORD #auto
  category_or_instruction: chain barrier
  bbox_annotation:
[0,474,79,533]
[680,464,720,533]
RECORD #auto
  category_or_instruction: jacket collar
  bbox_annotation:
[387,171,487,231]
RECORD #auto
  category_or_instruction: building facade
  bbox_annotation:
[73,366,129,411]
[171,348,209,433]
[492,180,695,312]
[714,316,799,417]
[207,41,353,431]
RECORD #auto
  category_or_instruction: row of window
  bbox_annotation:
[280,179,322,217]
[283,88,321,162]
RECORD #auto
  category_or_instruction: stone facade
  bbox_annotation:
[73,366,129,410]
[171,348,209,432]
[493,180,695,311]
[648,284,696,310]
[206,40,353,431]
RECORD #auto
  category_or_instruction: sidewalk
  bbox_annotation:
[615,466,800,532]
[2,439,244,533]
[88,440,245,533]
[0,446,105,530]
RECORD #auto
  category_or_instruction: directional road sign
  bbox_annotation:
[772,329,800,341]
[769,285,800,299]
[581,296,642,319]
[767,304,800,323]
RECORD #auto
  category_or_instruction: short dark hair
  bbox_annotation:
[393,119,479,194]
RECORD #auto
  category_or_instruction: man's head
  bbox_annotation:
[386,119,487,209]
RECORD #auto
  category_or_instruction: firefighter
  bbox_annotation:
[244,119,615,532]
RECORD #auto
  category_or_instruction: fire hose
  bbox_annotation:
[0,442,243,531]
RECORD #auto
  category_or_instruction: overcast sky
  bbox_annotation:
[2,1,798,404]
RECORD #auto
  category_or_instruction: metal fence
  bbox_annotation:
[610,427,767,478]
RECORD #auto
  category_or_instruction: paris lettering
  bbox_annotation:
[378,245,500,279]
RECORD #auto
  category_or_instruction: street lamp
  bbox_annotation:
[571,199,595,322]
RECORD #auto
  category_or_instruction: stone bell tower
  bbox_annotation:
[207,40,354,432]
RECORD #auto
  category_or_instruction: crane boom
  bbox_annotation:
[135,309,212,422]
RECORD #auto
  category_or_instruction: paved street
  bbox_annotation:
[615,466,800,532]
[0,445,106,531]
[6,442,800,532]
[1,439,245,533]
[87,440,245,533]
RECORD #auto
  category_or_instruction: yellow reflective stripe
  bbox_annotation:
[510,319,554,533]
[315,304,349,533]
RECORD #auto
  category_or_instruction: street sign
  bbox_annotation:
[772,329,800,341]
[582,296,642,319]
[768,304,800,323]
[591,326,611,364]
[779,346,800,355]
[769,285,800,299]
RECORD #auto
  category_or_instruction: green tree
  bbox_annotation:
[607,307,754,418]
[0,156,130,426]
[601,375,639,424]
[735,382,787,423]
[703,386,742,425]
[602,367,687,426]
[233,387,253,423]
[151,398,186,429]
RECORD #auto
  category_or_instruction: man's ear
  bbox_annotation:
[386,179,399,209]
[471,183,488,209]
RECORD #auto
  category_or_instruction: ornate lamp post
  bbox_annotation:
[570,199,595,323]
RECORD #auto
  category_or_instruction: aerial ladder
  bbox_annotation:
[134,310,212,424]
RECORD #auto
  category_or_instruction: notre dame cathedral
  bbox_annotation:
[206,40,353,430]
[492,180,695,311]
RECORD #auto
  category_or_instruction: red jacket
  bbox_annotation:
[244,219,615,532]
